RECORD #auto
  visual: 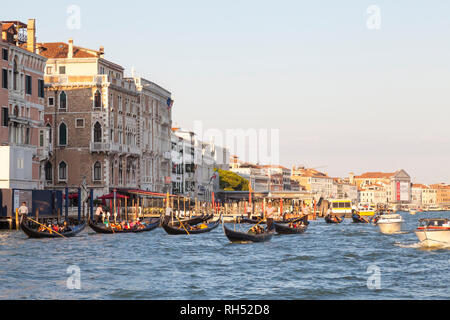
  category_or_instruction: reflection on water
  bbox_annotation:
[0,212,449,300]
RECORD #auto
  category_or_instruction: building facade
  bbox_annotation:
[0,20,47,190]
[40,39,172,198]
[352,170,411,204]
[134,77,172,193]
[291,166,334,198]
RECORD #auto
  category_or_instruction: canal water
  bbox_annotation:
[0,212,449,300]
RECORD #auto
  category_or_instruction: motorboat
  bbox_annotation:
[415,219,450,248]
[426,206,443,212]
[373,214,404,234]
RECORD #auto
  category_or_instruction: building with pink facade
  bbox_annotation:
[0,19,48,189]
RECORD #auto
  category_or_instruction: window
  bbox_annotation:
[48,97,54,106]
[94,90,101,109]
[93,162,102,181]
[59,122,67,146]
[2,69,7,89]
[39,130,44,147]
[2,48,8,61]
[59,91,67,109]
[59,66,66,74]
[38,79,44,98]
[25,75,32,95]
[59,162,67,181]
[45,162,52,181]
[75,118,85,128]
[46,66,53,74]
[93,122,102,142]
[1,107,8,127]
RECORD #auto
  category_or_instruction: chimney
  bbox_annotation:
[27,19,36,53]
[68,38,73,59]
[99,46,104,58]
[349,172,355,185]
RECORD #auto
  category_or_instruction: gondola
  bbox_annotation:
[169,213,214,227]
[20,216,87,239]
[88,217,160,234]
[162,214,221,235]
[325,215,344,224]
[223,222,275,243]
[237,216,264,224]
[352,213,371,224]
[273,221,308,235]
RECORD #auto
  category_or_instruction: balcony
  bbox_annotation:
[90,142,110,153]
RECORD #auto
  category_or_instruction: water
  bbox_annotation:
[0,212,449,300]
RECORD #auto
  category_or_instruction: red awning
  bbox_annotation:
[98,193,129,200]
[63,193,79,200]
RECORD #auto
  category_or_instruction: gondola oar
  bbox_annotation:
[26,217,67,239]
[247,216,266,233]
[174,214,190,236]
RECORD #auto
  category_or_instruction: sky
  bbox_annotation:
[2,0,450,184]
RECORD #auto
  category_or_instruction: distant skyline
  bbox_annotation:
[2,0,449,184]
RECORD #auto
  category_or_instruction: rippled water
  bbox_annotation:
[0,212,449,300]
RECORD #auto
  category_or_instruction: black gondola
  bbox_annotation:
[20,217,87,239]
[88,217,160,234]
[325,215,344,224]
[352,213,370,224]
[223,222,275,243]
[162,215,221,235]
[238,216,264,224]
[168,213,214,227]
[274,216,309,235]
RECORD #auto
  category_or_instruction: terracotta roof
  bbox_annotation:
[354,172,396,179]
[412,184,429,189]
[2,23,15,31]
[261,165,290,170]
[37,42,99,59]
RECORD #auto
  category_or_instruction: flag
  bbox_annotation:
[167,98,174,109]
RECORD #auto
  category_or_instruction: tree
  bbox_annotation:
[217,169,249,191]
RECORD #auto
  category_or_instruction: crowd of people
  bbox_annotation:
[37,221,72,234]
[94,204,148,231]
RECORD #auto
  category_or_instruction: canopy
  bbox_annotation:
[98,193,129,200]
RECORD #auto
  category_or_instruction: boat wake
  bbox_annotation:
[395,241,450,250]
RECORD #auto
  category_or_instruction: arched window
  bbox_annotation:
[93,122,102,143]
[59,161,67,181]
[93,161,102,181]
[94,90,102,109]
[59,122,67,146]
[59,91,67,110]
[45,162,52,181]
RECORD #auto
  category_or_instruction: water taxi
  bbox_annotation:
[329,199,352,217]
[356,204,376,217]
[374,214,404,234]
[415,219,450,248]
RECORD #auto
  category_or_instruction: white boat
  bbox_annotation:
[415,219,450,248]
[375,214,404,234]
[426,206,443,212]
[409,209,417,216]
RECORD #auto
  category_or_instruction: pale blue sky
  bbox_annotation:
[3,1,450,183]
